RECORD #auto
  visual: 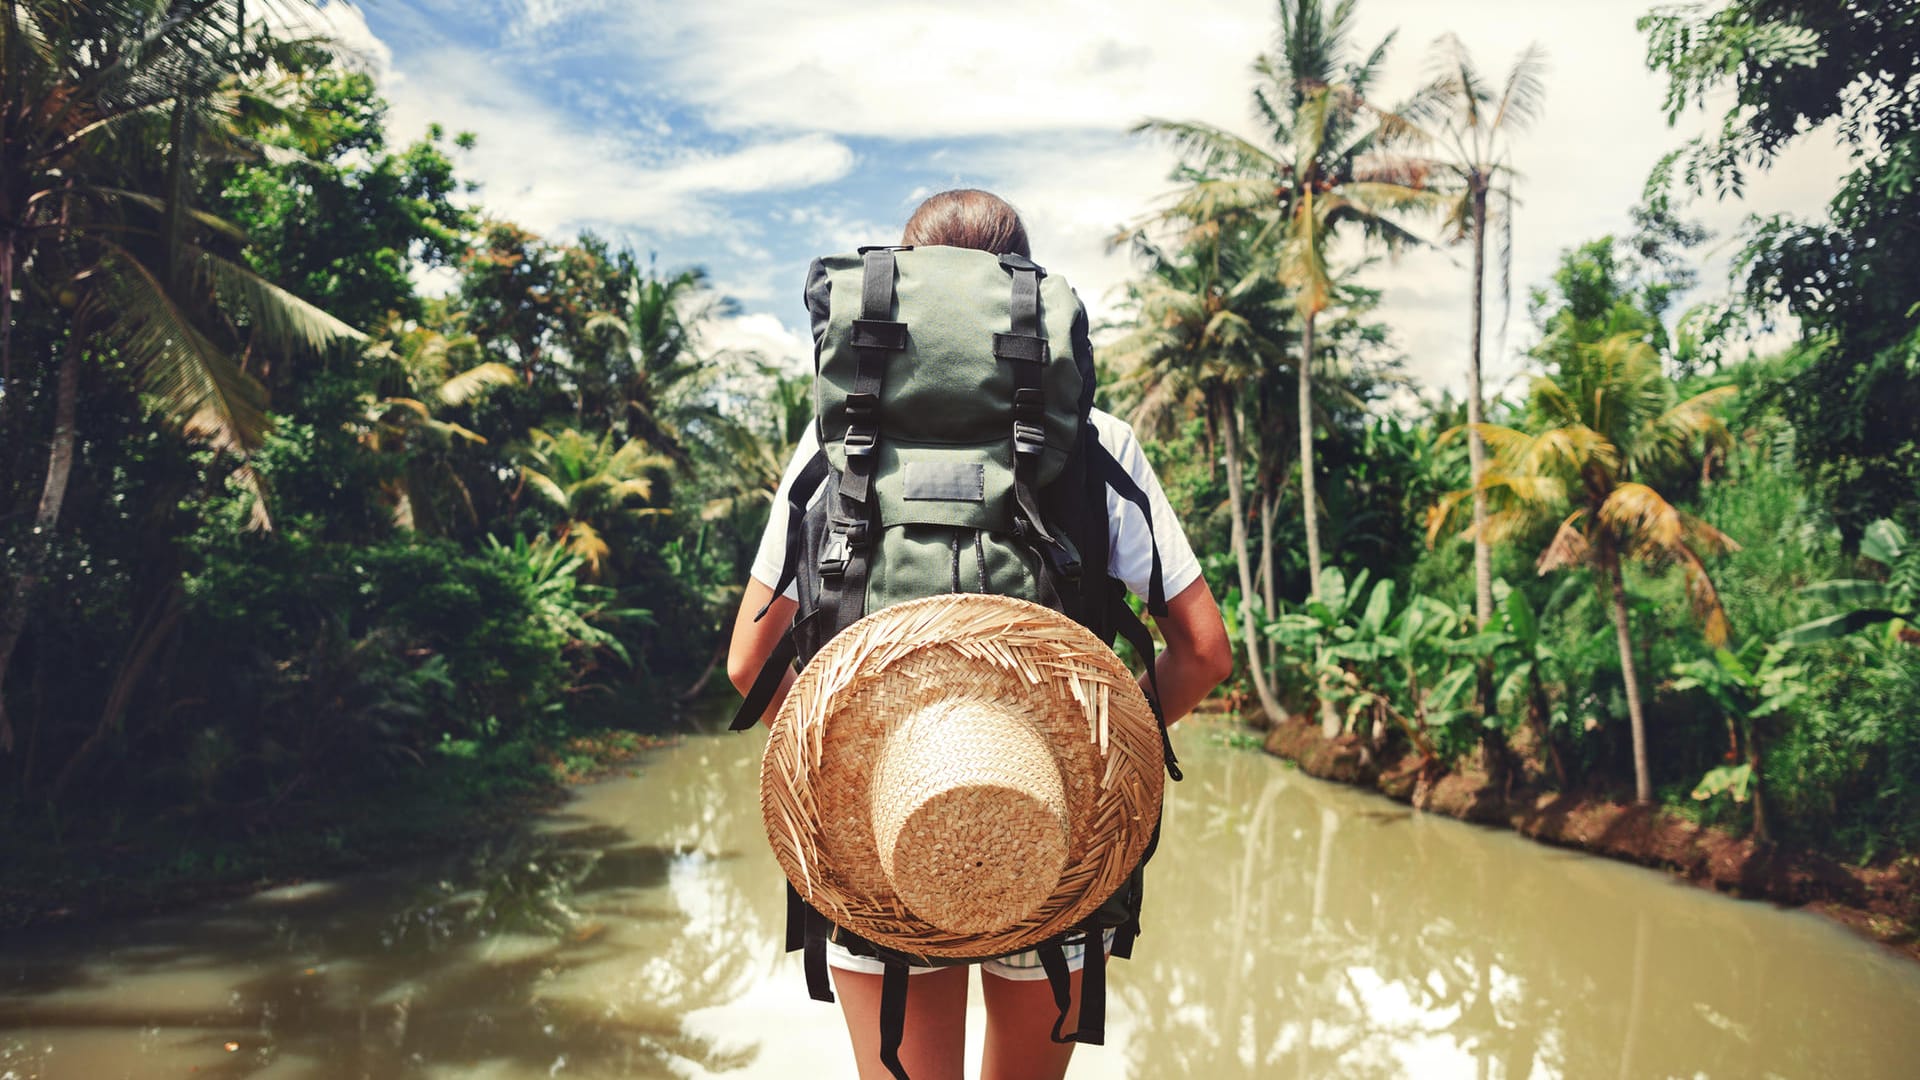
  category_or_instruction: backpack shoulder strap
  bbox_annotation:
[1088,434,1168,618]
[729,447,831,732]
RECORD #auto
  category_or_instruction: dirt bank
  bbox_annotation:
[1262,717,1920,960]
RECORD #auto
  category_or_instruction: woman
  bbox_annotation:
[728,189,1232,1080]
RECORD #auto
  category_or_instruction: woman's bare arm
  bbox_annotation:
[727,579,798,729]
[1149,576,1234,725]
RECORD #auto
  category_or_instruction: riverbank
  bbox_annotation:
[0,729,675,932]
[1260,716,1920,960]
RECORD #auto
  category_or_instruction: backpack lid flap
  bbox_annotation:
[815,247,1084,485]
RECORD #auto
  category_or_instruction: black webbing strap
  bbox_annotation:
[784,882,806,953]
[840,249,904,507]
[1096,443,1168,617]
[815,250,901,637]
[1038,943,1074,1044]
[997,256,1060,548]
[728,629,795,731]
[754,449,830,622]
[878,961,911,1080]
[1078,929,1108,1045]
[1115,600,1183,782]
[1113,915,1137,960]
[803,907,836,1004]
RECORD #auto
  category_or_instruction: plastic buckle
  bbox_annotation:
[844,426,878,458]
[1012,387,1046,420]
[819,532,851,578]
[844,392,879,422]
[1013,420,1046,458]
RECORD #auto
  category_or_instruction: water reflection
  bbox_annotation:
[1109,725,1920,1079]
[3,717,1920,1078]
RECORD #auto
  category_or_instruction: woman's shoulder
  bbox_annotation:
[1088,408,1144,462]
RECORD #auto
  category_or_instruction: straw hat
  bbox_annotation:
[760,593,1164,960]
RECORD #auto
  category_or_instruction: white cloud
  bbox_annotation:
[628,0,1257,139]
[299,2,393,74]
[372,44,854,239]
[697,312,812,373]
[348,0,1852,398]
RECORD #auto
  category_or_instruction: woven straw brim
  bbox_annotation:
[761,594,1163,960]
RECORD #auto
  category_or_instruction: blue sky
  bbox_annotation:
[318,0,1846,396]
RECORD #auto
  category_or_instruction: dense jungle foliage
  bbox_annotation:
[0,2,805,875]
[1122,0,1920,859]
[0,0,1915,883]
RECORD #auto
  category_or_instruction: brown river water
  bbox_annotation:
[4,714,1920,1078]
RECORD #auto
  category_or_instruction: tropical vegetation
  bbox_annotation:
[1110,0,1920,860]
[2,0,1917,910]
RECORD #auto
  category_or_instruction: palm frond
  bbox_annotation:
[93,242,270,452]
[1491,42,1550,133]
[437,361,519,406]
[521,466,569,510]
[1132,117,1283,180]
[190,244,364,354]
[1536,512,1591,574]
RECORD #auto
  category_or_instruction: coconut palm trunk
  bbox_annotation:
[1467,183,1494,627]
[1298,311,1344,736]
[1221,394,1286,722]
[1299,310,1324,590]
[0,324,84,750]
[1606,557,1653,804]
[1259,483,1279,677]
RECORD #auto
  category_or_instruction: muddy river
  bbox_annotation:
[4,715,1919,1078]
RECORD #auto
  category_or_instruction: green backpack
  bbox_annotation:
[732,245,1180,1077]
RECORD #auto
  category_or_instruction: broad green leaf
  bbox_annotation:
[1363,579,1395,635]
[1780,609,1903,645]
[1802,579,1894,609]
[1692,763,1753,804]
[1862,519,1908,567]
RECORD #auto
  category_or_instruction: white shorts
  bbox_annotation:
[824,929,1117,983]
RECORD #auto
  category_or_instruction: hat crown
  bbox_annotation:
[869,698,1070,934]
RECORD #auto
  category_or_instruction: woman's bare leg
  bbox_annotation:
[980,969,1080,1080]
[832,965,970,1080]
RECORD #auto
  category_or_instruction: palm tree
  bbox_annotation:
[1105,227,1294,722]
[1415,33,1548,628]
[1136,0,1435,599]
[1428,332,1738,803]
[0,1,361,750]
[589,262,732,468]
[517,428,672,577]
[360,309,519,534]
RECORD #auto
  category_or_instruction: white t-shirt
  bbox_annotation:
[749,409,1202,604]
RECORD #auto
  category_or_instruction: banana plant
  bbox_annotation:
[1782,519,1918,645]
[1268,568,1477,761]
[484,535,649,669]
[1447,581,1569,787]
[1670,638,1808,842]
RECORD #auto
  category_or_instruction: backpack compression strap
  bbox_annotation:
[995,253,1062,550]
[817,247,906,638]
